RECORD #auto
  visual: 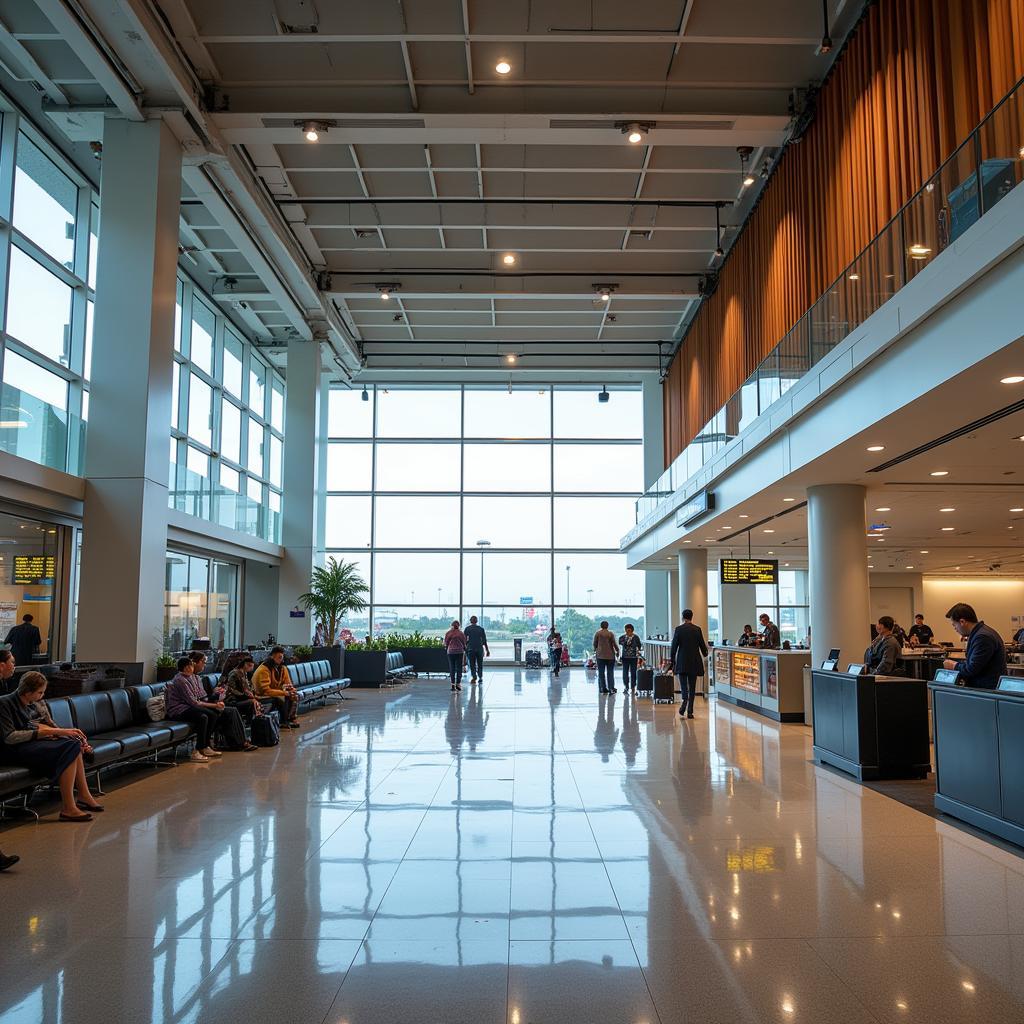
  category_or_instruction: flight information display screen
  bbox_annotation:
[720,558,778,585]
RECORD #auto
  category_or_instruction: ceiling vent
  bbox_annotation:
[548,118,735,131]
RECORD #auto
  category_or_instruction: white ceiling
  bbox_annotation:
[0,0,862,377]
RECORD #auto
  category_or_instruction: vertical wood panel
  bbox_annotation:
[662,0,1024,464]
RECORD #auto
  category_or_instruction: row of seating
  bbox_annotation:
[0,660,350,814]
[385,652,416,681]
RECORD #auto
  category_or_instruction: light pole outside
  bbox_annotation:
[476,539,491,621]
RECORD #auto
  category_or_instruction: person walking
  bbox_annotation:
[671,609,708,719]
[592,621,619,694]
[4,614,41,666]
[618,623,643,692]
[444,620,468,691]
[464,615,490,685]
[547,627,564,677]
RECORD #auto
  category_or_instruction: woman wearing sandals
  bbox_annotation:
[0,670,104,822]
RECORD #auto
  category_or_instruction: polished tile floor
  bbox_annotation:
[3,667,1024,1023]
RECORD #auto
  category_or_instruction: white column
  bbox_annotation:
[78,119,181,668]
[677,548,708,631]
[721,584,757,645]
[808,484,871,670]
[277,340,323,642]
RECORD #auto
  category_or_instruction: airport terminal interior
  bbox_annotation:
[2,0,1024,1021]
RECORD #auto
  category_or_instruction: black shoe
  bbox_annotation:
[451,685,457,691]
[687,713,695,719]
[609,688,617,693]
[678,707,685,717]
[0,852,18,872]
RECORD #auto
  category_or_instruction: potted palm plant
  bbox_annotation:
[299,557,369,680]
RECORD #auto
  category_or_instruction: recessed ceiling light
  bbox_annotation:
[783,562,790,566]
[906,565,915,569]
[505,353,517,364]
[495,59,512,75]
[941,526,955,531]
[875,537,885,541]
[868,565,875,569]
[738,514,749,519]
[866,445,885,452]
[908,243,932,259]
[939,507,955,512]
[1011,507,1024,512]
[767,550,774,555]
[920,550,929,554]
[848,273,860,281]
[1000,375,1024,384]
[955,565,961,570]
[875,507,891,512]
[763,529,775,533]
[683,539,691,543]
[930,470,949,477]
[502,253,517,266]
[783,497,795,502]
[720,525,732,530]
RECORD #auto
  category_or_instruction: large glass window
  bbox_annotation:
[163,551,239,652]
[13,133,77,266]
[6,247,73,364]
[189,301,216,375]
[323,384,644,647]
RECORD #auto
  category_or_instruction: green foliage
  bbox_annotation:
[293,644,313,659]
[555,609,646,656]
[343,630,443,652]
[155,654,177,669]
[299,557,369,646]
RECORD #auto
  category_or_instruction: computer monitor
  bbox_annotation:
[933,668,959,685]
[820,659,838,672]
[827,648,841,661]
[997,676,1024,694]
[846,663,866,676]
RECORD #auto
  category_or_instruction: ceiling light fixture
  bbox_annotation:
[908,243,932,260]
[595,284,614,302]
[1011,507,1024,513]
[502,253,517,266]
[296,119,332,142]
[875,506,891,512]
[738,514,749,519]
[598,386,610,404]
[714,204,724,257]
[939,506,955,512]
[377,283,399,301]
[866,444,885,452]
[763,529,775,534]
[783,497,795,502]
[930,470,949,477]
[505,353,518,364]
[1000,374,1024,384]
[816,0,833,54]
[361,386,369,403]
[737,146,755,187]
[622,122,650,144]
[920,550,929,554]
[849,272,860,281]
[941,526,955,531]
[495,59,512,75]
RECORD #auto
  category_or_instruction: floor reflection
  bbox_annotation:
[2,668,1024,1022]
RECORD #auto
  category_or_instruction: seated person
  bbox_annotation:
[942,603,1007,689]
[864,616,902,676]
[908,614,935,647]
[224,655,266,720]
[165,658,255,761]
[737,625,757,647]
[0,665,104,822]
[252,646,299,728]
[190,651,220,700]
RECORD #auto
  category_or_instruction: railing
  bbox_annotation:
[633,75,1024,538]
[0,383,85,475]
[169,461,282,544]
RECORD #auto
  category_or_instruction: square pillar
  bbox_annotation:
[277,340,324,642]
[77,119,181,668]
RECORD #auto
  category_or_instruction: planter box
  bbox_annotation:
[402,647,448,675]
[343,649,388,687]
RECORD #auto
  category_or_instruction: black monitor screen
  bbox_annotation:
[827,648,840,661]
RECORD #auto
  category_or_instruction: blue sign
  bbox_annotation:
[289,607,306,618]
[519,596,533,605]
[675,490,716,528]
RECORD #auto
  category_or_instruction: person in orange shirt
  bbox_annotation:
[252,646,300,728]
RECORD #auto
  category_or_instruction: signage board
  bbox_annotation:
[12,555,55,585]
[720,558,778,585]
[519,596,533,605]
[675,491,715,528]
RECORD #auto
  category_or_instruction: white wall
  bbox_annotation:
[922,578,1024,643]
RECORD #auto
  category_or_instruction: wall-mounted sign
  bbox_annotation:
[519,596,533,605]
[720,558,779,585]
[675,491,715,528]
[12,555,55,585]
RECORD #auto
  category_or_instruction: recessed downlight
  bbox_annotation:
[783,497,795,502]
[866,445,885,452]
[763,529,775,534]
[1011,507,1024,513]
[920,550,929,554]
[906,565,915,569]
[495,59,512,75]
[1000,374,1024,384]
[930,470,949,477]
[738,514,749,519]
[502,253,517,266]
[939,507,955,512]
[875,506,891,512]
[941,526,955,531]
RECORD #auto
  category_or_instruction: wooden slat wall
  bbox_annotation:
[662,0,1024,465]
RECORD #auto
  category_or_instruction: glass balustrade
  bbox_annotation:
[0,383,84,474]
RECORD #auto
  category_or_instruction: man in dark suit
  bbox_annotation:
[670,609,708,719]
[4,614,41,666]
[943,602,1007,689]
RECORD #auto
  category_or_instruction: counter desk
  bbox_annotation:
[930,678,1024,847]
[710,645,809,722]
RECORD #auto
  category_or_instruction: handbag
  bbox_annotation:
[251,710,280,747]
[146,693,166,721]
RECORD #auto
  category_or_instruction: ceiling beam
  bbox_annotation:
[197,32,823,46]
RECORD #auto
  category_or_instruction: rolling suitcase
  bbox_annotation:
[525,649,543,667]
[251,710,281,747]
[653,673,675,704]
[636,667,654,695]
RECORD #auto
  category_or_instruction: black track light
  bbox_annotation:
[598,386,610,404]
[361,386,369,402]
[817,0,833,54]
[714,205,724,258]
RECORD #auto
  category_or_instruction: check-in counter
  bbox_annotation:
[711,645,809,722]
[811,670,931,780]
[930,678,1024,847]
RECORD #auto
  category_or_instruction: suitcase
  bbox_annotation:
[525,649,543,667]
[653,673,676,704]
[251,710,281,747]
[636,667,654,694]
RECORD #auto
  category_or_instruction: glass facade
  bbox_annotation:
[0,119,93,474]
[163,551,240,653]
[170,280,285,543]
[323,385,644,659]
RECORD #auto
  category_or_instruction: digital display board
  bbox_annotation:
[12,555,55,585]
[720,558,778,585]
